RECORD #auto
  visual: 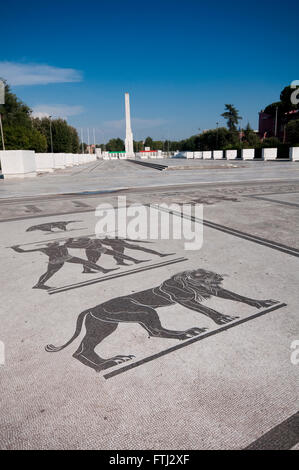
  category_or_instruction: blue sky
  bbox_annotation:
[1,0,299,143]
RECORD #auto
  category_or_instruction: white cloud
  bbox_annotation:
[32,104,84,119]
[0,62,82,86]
[104,117,167,130]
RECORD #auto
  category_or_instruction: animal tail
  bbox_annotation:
[26,227,35,232]
[45,309,90,352]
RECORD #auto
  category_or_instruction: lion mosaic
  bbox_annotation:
[46,268,278,372]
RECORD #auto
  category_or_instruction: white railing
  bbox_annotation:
[0,147,298,178]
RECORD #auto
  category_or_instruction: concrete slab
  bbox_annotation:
[202,151,212,160]
[213,151,223,160]
[290,147,299,161]
[35,153,54,173]
[242,149,255,160]
[0,150,37,178]
[226,150,238,160]
[0,194,298,450]
[2,159,299,200]
[263,148,277,161]
[0,162,299,450]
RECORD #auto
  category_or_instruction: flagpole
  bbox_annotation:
[81,128,84,153]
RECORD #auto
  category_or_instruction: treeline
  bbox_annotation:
[99,89,299,152]
[99,128,262,153]
[2,80,298,154]
[32,117,80,153]
[0,81,80,153]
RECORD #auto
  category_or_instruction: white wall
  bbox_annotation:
[0,150,37,178]
[35,153,54,172]
[65,154,74,167]
[0,150,36,178]
[73,154,79,165]
[53,153,66,169]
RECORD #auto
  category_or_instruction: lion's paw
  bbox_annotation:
[214,315,239,325]
[181,327,207,339]
[253,299,279,309]
[112,354,135,365]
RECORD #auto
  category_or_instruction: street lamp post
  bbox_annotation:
[0,80,5,151]
[81,128,84,153]
[239,118,243,148]
[216,122,219,148]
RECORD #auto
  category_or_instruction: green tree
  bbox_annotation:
[2,125,47,151]
[144,136,154,149]
[261,137,281,147]
[106,138,125,151]
[50,119,72,153]
[198,127,238,151]
[133,140,144,152]
[243,123,261,148]
[31,117,52,151]
[221,104,242,131]
[32,118,81,153]
[262,86,299,141]
[29,128,48,152]
[70,126,80,153]
[153,140,163,150]
[0,80,31,128]
[0,81,47,151]
[286,119,299,145]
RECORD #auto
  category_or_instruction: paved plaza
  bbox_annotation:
[0,159,298,450]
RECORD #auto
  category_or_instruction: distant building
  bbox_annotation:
[258,111,277,139]
[258,109,299,140]
[86,144,96,154]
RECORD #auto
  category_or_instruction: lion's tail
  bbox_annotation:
[45,309,90,353]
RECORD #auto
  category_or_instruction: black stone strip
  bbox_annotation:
[250,195,299,208]
[24,205,42,213]
[244,411,299,450]
[104,303,287,379]
[48,257,188,294]
[154,205,299,256]
[0,179,299,207]
[72,201,91,208]
[0,208,96,223]
[127,159,168,171]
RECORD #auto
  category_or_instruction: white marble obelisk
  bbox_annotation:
[125,93,134,157]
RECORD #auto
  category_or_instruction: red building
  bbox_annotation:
[259,109,299,140]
